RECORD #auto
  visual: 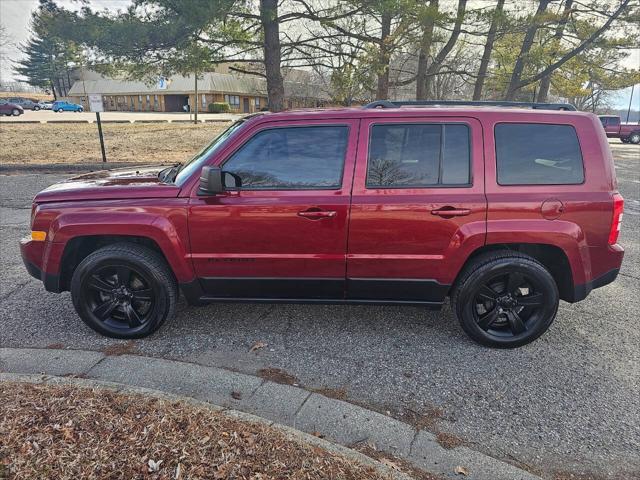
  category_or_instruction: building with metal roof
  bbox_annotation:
[67,70,330,113]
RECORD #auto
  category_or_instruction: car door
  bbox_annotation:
[346,116,486,304]
[188,118,359,300]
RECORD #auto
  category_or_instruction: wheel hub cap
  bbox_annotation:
[497,294,517,308]
[112,286,132,303]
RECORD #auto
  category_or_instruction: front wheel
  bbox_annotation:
[71,243,177,339]
[34,106,40,111]
[77,108,83,112]
[12,109,21,116]
[451,251,559,348]
[57,108,64,113]
[629,133,640,145]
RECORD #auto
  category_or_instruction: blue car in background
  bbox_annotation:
[52,100,84,112]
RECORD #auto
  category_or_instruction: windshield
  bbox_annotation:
[173,119,247,185]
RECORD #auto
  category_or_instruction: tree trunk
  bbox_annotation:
[416,0,438,100]
[424,0,467,100]
[504,0,551,100]
[537,0,573,103]
[473,0,505,100]
[376,11,392,100]
[260,0,285,112]
[50,78,58,100]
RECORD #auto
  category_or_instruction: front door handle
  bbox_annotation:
[298,208,337,220]
[431,207,471,217]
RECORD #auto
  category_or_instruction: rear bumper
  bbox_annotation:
[20,237,62,293]
[571,268,620,303]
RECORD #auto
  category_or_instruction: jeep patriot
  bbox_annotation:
[20,100,625,348]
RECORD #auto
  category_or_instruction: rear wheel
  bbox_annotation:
[452,251,559,348]
[629,133,640,145]
[71,243,177,339]
[34,106,40,111]
[57,108,64,113]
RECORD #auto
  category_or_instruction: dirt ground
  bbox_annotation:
[0,123,226,165]
[0,382,392,480]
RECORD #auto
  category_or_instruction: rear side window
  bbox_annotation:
[495,123,584,185]
[223,126,349,189]
[366,123,470,188]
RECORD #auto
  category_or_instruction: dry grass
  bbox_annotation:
[0,123,225,165]
[0,382,393,480]
[0,92,53,101]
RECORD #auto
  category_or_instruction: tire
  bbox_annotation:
[57,108,64,113]
[34,106,40,111]
[621,138,629,143]
[12,109,20,116]
[629,133,640,145]
[77,108,83,112]
[451,250,559,348]
[70,243,177,339]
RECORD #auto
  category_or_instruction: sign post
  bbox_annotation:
[88,94,107,163]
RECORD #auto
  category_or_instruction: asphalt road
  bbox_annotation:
[1,142,638,480]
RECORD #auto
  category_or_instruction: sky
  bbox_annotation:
[1,0,638,110]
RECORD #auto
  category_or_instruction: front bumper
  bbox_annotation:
[20,237,62,293]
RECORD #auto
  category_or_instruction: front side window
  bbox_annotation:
[366,123,470,188]
[495,123,584,185]
[223,126,349,189]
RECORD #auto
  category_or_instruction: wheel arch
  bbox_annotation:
[57,235,183,292]
[452,243,575,302]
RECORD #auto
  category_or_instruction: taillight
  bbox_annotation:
[608,193,624,245]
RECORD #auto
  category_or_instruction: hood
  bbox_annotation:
[34,166,181,203]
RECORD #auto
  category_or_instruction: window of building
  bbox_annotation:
[495,123,584,185]
[202,94,207,108]
[366,123,470,188]
[224,94,240,108]
[254,97,261,109]
[223,126,349,189]
[154,94,159,110]
[109,97,114,107]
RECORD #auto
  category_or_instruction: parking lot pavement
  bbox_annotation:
[0,109,242,123]
[1,144,638,479]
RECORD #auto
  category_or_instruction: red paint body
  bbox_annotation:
[21,107,624,304]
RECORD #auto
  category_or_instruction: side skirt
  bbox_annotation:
[180,277,449,309]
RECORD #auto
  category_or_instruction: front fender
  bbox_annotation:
[42,207,194,283]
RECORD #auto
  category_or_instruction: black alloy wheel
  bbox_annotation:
[452,251,559,348]
[472,271,546,338]
[71,243,177,339]
[82,264,155,333]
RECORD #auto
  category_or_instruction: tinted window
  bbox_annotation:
[495,124,584,185]
[366,124,470,187]
[223,126,348,189]
[609,117,620,126]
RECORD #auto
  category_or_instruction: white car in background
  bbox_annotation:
[38,101,54,110]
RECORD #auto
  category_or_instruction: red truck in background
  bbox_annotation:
[599,115,640,144]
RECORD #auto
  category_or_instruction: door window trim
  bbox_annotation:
[220,124,352,191]
[364,121,473,190]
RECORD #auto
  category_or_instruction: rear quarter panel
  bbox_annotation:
[483,112,617,285]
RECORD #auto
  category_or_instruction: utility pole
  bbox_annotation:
[626,84,635,124]
[194,72,198,124]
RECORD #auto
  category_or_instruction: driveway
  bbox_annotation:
[1,143,638,480]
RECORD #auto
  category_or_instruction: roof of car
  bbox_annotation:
[251,105,594,123]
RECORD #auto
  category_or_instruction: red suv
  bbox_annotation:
[20,101,624,348]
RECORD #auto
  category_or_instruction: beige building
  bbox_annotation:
[67,69,329,113]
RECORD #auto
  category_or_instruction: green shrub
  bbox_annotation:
[208,102,230,113]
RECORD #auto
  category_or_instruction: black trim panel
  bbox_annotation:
[22,258,62,293]
[570,268,619,303]
[347,278,450,303]
[199,277,344,300]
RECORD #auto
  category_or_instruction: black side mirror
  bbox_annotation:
[198,166,224,195]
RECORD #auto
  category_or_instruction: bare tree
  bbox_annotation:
[472,0,505,100]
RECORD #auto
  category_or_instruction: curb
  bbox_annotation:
[0,347,541,480]
[1,372,413,480]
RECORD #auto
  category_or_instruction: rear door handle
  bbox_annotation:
[431,207,471,217]
[298,209,337,219]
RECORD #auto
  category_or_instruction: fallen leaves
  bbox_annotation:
[0,382,390,480]
[249,341,267,353]
[454,465,470,476]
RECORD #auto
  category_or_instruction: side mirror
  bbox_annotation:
[198,166,224,195]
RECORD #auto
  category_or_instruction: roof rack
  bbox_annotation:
[363,100,577,111]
